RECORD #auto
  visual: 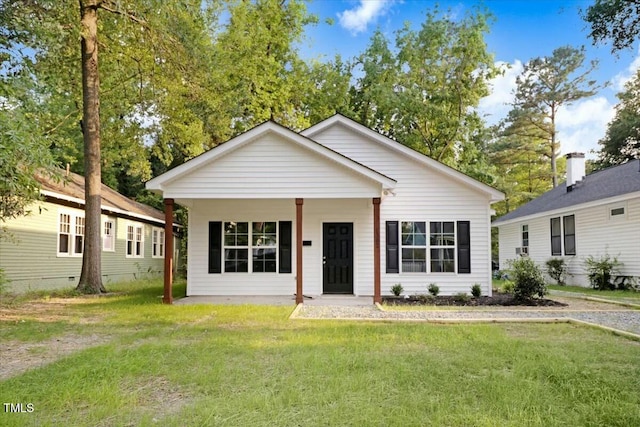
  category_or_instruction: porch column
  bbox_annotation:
[295,198,304,304]
[373,197,381,304]
[163,198,174,305]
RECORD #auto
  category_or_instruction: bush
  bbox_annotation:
[584,254,623,290]
[427,283,440,296]
[508,257,547,300]
[453,292,470,303]
[502,281,515,294]
[471,283,482,298]
[545,258,567,285]
[390,283,404,296]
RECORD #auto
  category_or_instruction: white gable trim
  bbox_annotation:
[301,115,504,203]
[492,190,640,227]
[146,121,396,193]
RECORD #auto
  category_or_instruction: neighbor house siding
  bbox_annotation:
[0,200,165,292]
[161,133,381,199]
[312,123,494,296]
[497,195,640,286]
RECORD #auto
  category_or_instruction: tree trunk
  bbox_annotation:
[550,107,558,188]
[77,0,105,293]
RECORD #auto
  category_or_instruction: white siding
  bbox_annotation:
[313,123,494,296]
[497,196,640,286]
[187,198,373,296]
[162,133,381,199]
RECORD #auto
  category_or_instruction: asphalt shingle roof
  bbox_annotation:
[493,159,640,225]
[37,171,165,222]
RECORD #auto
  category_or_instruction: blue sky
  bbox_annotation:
[301,0,640,158]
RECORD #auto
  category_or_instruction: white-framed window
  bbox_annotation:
[223,221,277,273]
[550,215,576,256]
[401,221,427,273]
[126,224,144,258]
[152,228,165,258]
[58,211,84,257]
[430,221,456,273]
[399,221,456,273]
[521,224,529,248]
[102,218,115,252]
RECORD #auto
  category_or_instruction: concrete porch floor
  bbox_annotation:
[173,295,374,306]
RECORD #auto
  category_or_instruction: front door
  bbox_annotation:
[323,223,354,294]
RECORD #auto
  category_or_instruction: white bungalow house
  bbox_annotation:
[146,115,504,304]
[493,154,640,287]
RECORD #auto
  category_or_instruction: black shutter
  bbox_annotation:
[457,221,471,274]
[386,221,399,273]
[279,221,292,273]
[208,221,222,274]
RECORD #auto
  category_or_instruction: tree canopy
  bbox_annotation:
[582,0,640,54]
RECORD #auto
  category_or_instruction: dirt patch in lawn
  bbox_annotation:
[0,297,104,324]
[0,333,111,380]
[117,376,193,424]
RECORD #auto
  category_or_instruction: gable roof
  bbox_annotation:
[301,114,504,202]
[37,171,165,224]
[493,159,640,225]
[146,120,397,192]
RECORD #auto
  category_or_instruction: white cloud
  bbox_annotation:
[478,60,523,125]
[611,49,640,91]
[338,1,394,35]
[556,96,615,157]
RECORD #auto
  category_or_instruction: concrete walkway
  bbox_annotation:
[174,295,374,306]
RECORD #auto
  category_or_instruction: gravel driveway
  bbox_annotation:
[293,295,640,337]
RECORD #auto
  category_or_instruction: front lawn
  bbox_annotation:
[1,279,639,426]
[548,284,640,301]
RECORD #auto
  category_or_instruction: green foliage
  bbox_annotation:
[502,281,515,294]
[428,283,440,296]
[415,294,436,304]
[471,284,482,298]
[503,46,599,188]
[584,254,623,290]
[0,268,8,294]
[508,257,547,300]
[453,292,471,303]
[582,0,640,54]
[595,68,640,168]
[350,7,498,171]
[545,258,568,285]
[390,283,404,297]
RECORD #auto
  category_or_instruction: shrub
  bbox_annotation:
[471,284,482,298]
[0,268,8,294]
[545,258,567,285]
[502,281,515,294]
[584,254,623,290]
[453,292,470,303]
[427,283,440,296]
[390,283,404,296]
[508,257,547,300]
[416,294,435,304]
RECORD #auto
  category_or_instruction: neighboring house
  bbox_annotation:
[0,171,180,292]
[146,114,503,303]
[493,154,640,287]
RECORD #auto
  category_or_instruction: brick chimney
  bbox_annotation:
[565,152,585,192]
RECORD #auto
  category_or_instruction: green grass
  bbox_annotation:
[548,284,640,300]
[1,279,640,426]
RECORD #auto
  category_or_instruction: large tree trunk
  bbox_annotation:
[77,0,105,293]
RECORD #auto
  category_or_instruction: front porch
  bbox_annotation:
[173,294,374,306]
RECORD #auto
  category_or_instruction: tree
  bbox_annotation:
[510,46,599,187]
[582,0,640,54]
[350,8,498,168]
[595,68,640,167]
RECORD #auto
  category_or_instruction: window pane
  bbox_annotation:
[127,241,133,256]
[252,221,277,246]
[431,248,455,273]
[401,221,426,246]
[430,221,455,246]
[225,249,248,272]
[551,236,562,256]
[75,235,84,254]
[225,222,249,247]
[564,236,576,255]
[401,248,426,272]
[253,248,277,272]
[59,234,69,253]
[563,215,575,234]
[551,217,561,236]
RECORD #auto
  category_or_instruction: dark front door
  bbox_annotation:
[323,223,354,294]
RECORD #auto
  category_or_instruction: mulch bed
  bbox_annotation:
[383,293,567,307]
